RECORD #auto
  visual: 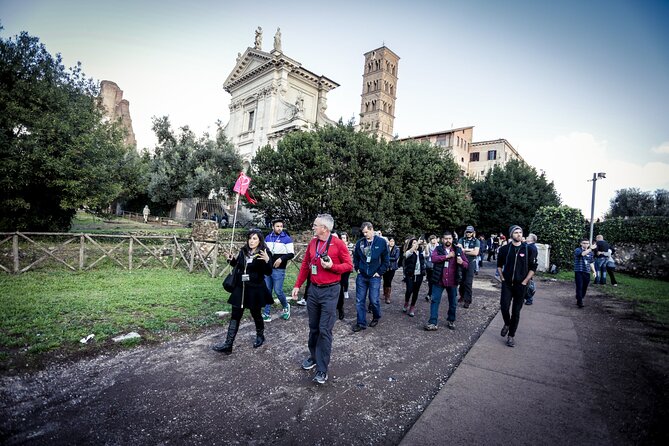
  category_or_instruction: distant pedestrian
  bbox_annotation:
[497,225,537,347]
[426,231,468,331]
[457,225,480,308]
[212,229,273,354]
[352,222,389,332]
[402,237,425,317]
[292,214,353,385]
[574,238,594,308]
[382,236,400,304]
[142,205,150,223]
[336,233,352,320]
[423,235,438,301]
[524,233,539,305]
[605,247,618,287]
[593,234,610,285]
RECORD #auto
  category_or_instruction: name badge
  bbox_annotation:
[311,264,318,275]
[366,255,372,263]
[241,274,250,282]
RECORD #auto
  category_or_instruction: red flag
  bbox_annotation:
[233,172,257,204]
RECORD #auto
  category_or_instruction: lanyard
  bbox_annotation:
[312,237,331,265]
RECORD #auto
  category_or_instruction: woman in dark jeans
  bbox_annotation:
[382,236,400,304]
[403,238,426,317]
[336,233,352,320]
[212,229,273,354]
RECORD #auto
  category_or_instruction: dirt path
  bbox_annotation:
[1,264,667,445]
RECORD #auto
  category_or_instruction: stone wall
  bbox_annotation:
[611,242,669,280]
[99,80,137,148]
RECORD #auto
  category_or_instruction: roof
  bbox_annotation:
[396,126,474,142]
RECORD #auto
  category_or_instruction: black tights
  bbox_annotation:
[231,305,264,331]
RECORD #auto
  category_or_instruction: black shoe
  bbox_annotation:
[302,357,316,370]
[313,371,328,384]
[338,308,345,320]
[253,329,265,348]
[352,324,365,332]
[506,336,515,347]
[463,303,470,309]
[501,325,509,337]
[369,319,379,327]
[577,302,584,308]
[446,321,455,330]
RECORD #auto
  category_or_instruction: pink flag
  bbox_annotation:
[233,172,251,195]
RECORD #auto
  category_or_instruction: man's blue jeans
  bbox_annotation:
[594,257,607,284]
[430,284,458,325]
[264,268,288,315]
[356,274,381,327]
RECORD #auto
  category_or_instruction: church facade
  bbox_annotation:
[223,27,339,163]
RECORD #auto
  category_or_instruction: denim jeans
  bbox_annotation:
[264,268,288,315]
[429,284,458,325]
[594,257,607,284]
[356,274,381,327]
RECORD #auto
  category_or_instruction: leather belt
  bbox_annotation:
[312,282,339,288]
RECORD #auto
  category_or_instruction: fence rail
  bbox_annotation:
[0,232,308,277]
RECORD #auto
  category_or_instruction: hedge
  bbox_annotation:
[593,216,669,245]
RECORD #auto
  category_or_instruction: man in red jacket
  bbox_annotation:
[292,213,353,385]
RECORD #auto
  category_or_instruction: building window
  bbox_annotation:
[470,152,480,162]
[480,170,485,175]
[436,135,447,147]
[247,111,255,131]
[487,150,497,160]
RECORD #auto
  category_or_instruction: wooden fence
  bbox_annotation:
[0,232,308,278]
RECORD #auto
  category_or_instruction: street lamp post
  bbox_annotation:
[588,172,606,244]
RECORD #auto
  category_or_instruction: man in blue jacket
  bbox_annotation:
[263,218,295,321]
[352,222,389,332]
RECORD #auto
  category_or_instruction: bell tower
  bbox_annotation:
[359,46,399,141]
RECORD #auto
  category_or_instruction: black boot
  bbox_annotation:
[253,329,265,348]
[212,319,238,354]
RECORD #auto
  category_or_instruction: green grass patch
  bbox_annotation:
[538,271,669,326]
[0,266,298,368]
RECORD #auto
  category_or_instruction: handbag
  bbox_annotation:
[606,258,616,269]
[223,270,237,293]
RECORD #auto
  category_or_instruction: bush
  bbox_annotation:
[531,206,585,269]
[593,216,669,245]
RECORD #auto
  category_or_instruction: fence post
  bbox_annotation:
[189,239,194,272]
[128,237,133,271]
[79,234,85,270]
[211,241,218,278]
[13,233,19,273]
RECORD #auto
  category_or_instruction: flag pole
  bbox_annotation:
[229,192,241,254]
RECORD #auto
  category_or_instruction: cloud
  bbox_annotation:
[651,141,669,154]
[518,132,669,219]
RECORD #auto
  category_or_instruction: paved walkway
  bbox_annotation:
[401,281,612,446]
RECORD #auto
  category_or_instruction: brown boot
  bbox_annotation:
[384,287,391,304]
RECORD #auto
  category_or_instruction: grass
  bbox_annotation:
[0,266,298,369]
[538,270,669,326]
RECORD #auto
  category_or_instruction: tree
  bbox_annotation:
[530,205,585,269]
[607,188,669,217]
[249,123,474,236]
[0,30,130,231]
[471,159,561,236]
[146,117,243,209]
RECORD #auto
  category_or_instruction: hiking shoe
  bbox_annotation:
[282,304,291,320]
[524,299,533,305]
[447,321,455,330]
[296,298,307,306]
[424,323,438,331]
[313,371,328,384]
[506,336,515,347]
[501,325,509,337]
[463,303,470,309]
[262,314,272,322]
[402,304,409,313]
[369,319,379,327]
[425,294,430,302]
[302,357,316,370]
[338,308,345,320]
[352,324,365,332]
[344,291,350,299]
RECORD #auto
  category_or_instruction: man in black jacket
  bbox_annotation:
[496,225,537,347]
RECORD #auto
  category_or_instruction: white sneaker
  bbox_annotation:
[296,298,307,306]
[344,291,349,299]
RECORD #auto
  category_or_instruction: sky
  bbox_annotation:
[2,0,668,220]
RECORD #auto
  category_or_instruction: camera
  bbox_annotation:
[320,254,331,263]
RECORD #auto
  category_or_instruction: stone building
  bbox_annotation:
[99,80,137,148]
[398,129,524,179]
[223,27,339,163]
[469,139,523,179]
[359,46,400,141]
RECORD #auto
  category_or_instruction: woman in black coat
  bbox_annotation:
[213,229,273,354]
[402,237,426,317]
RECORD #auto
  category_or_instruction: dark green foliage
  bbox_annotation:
[147,117,242,208]
[530,206,585,269]
[607,188,669,218]
[0,31,129,231]
[471,159,561,236]
[249,123,474,237]
[594,216,669,245]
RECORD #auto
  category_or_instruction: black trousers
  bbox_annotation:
[404,275,423,306]
[230,305,264,331]
[459,261,475,304]
[500,282,526,337]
